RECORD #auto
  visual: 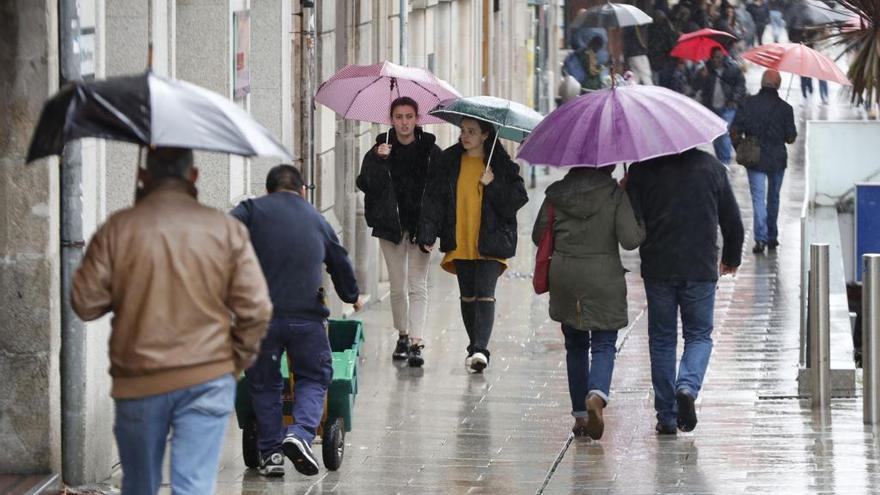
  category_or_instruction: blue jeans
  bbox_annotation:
[712,108,736,165]
[819,80,829,103]
[562,325,619,416]
[801,77,813,99]
[644,280,716,427]
[114,374,235,495]
[747,168,785,244]
[246,318,332,457]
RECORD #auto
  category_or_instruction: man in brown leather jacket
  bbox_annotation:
[72,147,272,495]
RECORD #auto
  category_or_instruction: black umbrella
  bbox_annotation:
[27,71,292,163]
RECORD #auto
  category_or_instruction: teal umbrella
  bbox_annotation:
[429,95,543,142]
[428,96,544,167]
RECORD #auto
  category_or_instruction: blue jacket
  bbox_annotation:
[231,192,359,321]
[731,87,797,173]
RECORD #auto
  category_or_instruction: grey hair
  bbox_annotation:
[761,69,782,90]
[146,147,194,180]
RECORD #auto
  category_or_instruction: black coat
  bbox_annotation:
[356,128,441,244]
[625,149,744,282]
[417,143,528,260]
[731,88,797,173]
[695,60,747,109]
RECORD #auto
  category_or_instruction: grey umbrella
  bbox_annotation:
[572,2,653,29]
[785,0,854,29]
[28,71,292,163]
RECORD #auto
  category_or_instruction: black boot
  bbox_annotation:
[460,300,477,362]
[392,335,410,360]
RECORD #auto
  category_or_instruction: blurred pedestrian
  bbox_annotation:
[232,165,362,476]
[357,97,442,367]
[72,147,273,494]
[694,47,747,166]
[531,166,644,440]
[768,0,786,42]
[747,0,771,45]
[730,69,797,254]
[624,25,654,85]
[418,118,528,373]
[648,10,681,87]
[626,148,744,435]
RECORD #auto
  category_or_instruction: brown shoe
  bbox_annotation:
[585,395,605,440]
[572,417,589,437]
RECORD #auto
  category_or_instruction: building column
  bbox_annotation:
[175,0,233,209]
[0,0,62,475]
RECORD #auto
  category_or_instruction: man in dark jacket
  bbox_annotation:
[626,148,744,435]
[747,0,770,45]
[231,165,361,477]
[356,97,442,366]
[694,47,747,166]
[624,25,654,85]
[730,69,797,254]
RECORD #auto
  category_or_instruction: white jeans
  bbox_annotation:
[627,55,654,86]
[379,236,430,340]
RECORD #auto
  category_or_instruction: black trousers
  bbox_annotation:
[454,259,503,356]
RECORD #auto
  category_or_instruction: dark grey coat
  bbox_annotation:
[532,169,644,331]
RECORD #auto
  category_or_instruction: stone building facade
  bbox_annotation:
[0,0,561,484]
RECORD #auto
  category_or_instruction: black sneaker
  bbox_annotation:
[282,435,320,476]
[676,391,698,432]
[258,452,285,477]
[655,422,678,435]
[407,343,425,367]
[753,242,766,254]
[392,335,410,360]
[768,240,779,250]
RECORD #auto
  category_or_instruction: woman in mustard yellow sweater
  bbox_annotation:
[418,118,528,372]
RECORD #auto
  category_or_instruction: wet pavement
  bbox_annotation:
[122,71,880,494]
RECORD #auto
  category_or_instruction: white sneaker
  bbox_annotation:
[470,352,488,372]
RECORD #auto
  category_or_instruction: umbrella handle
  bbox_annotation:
[485,133,499,171]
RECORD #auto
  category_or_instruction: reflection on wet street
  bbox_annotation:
[210,76,880,495]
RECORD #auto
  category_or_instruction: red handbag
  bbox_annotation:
[533,202,556,295]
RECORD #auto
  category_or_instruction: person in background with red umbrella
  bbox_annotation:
[356,97,442,367]
[730,69,797,254]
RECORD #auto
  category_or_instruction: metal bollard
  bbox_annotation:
[809,244,831,408]
[864,254,880,425]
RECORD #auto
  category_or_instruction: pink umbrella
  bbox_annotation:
[517,85,727,167]
[741,43,851,85]
[314,61,460,126]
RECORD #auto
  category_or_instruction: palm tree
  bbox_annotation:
[825,0,880,106]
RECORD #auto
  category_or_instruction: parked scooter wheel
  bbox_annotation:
[242,422,259,469]
[322,417,345,471]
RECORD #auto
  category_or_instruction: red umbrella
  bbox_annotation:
[670,28,737,61]
[741,42,850,85]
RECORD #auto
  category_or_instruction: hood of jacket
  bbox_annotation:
[544,168,618,219]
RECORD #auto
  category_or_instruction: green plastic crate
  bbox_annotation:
[235,319,363,432]
[328,319,364,355]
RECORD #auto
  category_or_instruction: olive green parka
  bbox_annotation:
[532,168,644,331]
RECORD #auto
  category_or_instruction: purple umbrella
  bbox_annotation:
[314,61,460,126]
[517,85,727,167]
